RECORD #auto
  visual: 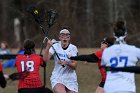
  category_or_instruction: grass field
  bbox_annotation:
[0,48,140,93]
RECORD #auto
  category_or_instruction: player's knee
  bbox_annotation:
[54,89,64,93]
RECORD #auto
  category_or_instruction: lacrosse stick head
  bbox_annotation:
[26,5,43,25]
[47,9,58,28]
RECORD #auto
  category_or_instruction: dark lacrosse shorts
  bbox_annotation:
[18,86,44,93]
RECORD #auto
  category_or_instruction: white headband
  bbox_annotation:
[60,29,70,34]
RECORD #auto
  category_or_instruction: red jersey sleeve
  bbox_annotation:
[95,49,103,60]
[95,49,106,82]
[0,63,2,71]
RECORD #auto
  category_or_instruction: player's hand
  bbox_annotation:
[51,39,58,44]
[4,74,10,80]
[58,60,69,66]
[58,60,67,65]
[46,39,53,49]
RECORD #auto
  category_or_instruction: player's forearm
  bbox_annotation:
[43,47,51,61]
[70,54,99,63]
[58,60,77,69]
[67,61,77,70]
[44,39,53,61]
[105,66,140,74]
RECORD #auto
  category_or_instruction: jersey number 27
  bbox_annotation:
[110,56,128,73]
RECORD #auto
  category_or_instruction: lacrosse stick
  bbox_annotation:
[27,6,64,87]
[27,6,58,56]
[27,6,47,86]
[27,6,64,66]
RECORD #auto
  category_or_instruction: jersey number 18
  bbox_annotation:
[21,61,35,72]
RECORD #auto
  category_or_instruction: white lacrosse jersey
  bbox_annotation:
[101,43,140,93]
[49,41,78,92]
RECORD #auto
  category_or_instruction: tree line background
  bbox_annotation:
[0,0,140,48]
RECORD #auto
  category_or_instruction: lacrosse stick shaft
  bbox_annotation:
[39,37,48,55]
[38,26,47,87]
[39,26,65,87]
[51,45,65,67]
[41,36,65,67]
[28,7,59,86]
[39,36,50,87]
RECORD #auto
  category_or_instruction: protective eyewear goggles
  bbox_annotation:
[101,41,109,45]
[60,33,70,38]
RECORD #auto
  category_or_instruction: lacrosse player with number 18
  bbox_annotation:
[15,39,44,93]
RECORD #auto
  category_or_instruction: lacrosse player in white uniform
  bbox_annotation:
[101,21,140,93]
[44,27,78,93]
